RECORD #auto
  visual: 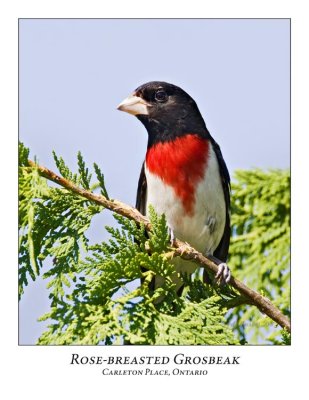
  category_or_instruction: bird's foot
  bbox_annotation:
[177,242,191,256]
[215,263,231,285]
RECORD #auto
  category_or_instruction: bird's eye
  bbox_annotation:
[155,90,168,102]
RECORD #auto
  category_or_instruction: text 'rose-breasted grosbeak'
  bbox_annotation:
[117,81,231,292]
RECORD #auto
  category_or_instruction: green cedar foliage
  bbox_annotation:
[18,143,290,345]
[228,169,290,344]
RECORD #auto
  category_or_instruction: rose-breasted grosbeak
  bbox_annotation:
[117,81,231,293]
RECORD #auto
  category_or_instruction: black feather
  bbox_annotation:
[135,162,147,214]
[209,136,231,262]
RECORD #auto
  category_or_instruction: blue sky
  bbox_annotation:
[19,19,290,344]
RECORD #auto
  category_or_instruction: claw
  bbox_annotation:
[215,263,231,285]
[177,243,189,256]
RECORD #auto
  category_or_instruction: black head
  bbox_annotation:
[117,81,210,146]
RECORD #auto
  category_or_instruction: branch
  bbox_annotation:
[221,295,253,310]
[27,159,291,333]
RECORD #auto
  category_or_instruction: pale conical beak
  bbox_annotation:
[117,94,150,116]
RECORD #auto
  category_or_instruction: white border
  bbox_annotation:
[1,1,308,398]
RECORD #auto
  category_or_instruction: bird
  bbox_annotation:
[117,81,231,294]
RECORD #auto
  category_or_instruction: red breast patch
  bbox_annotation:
[145,134,209,215]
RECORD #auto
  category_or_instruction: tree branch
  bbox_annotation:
[27,159,291,333]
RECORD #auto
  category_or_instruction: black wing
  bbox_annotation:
[135,161,147,215]
[210,137,231,262]
[136,162,155,290]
